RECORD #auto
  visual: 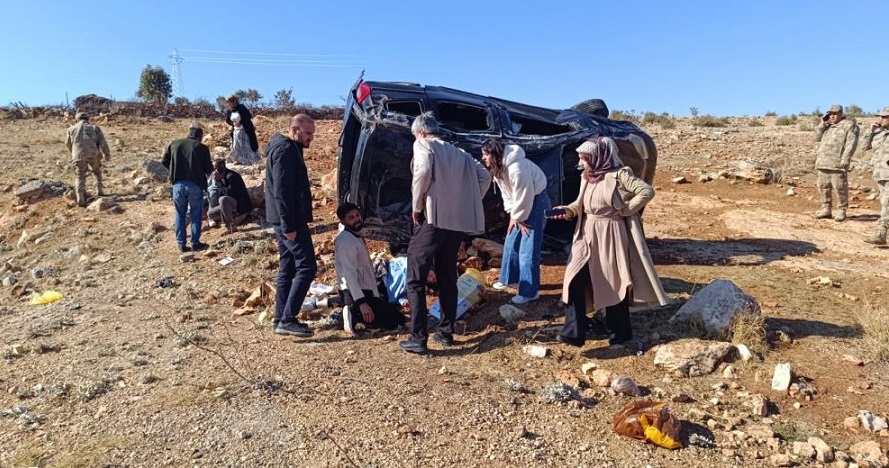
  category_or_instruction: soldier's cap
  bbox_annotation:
[878,107,889,117]
[75,111,88,120]
[828,104,843,114]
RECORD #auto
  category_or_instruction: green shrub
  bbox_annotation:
[692,115,730,127]
[764,111,777,117]
[775,115,798,126]
[642,111,676,128]
[610,110,638,123]
[748,119,764,127]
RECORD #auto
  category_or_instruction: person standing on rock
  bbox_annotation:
[65,111,111,207]
[550,137,668,348]
[265,114,317,337]
[861,107,889,245]
[162,123,213,252]
[480,137,551,305]
[814,104,860,222]
[399,111,492,354]
[225,95,259,153]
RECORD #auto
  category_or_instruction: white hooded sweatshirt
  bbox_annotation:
[495,145,548,222]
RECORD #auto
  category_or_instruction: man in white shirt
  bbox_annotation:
[334,203,406,335]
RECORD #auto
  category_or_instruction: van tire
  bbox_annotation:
[571,99,609,118]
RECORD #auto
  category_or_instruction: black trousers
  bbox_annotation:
[561,266,632,343]
[341,287,406,330]
[406,222,464,343]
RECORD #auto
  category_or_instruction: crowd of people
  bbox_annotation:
[62,102,889,353]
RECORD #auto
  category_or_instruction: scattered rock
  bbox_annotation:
[786,187,795,196]
[848,440,883,460]
[750,394,770,417]
[590,369,613,387]
[668,279,760,336]
[859,410,889,432]
[723,364,738,379]
[471,238,504,258]
[320,169,337,198]
[556,369,580,387]
[792,441,815,459]
[141,159,169,182]
[771,363,793,392]
[672,176,690,184]
[610,375,641,397]
[808,436,834,463]
[580,362,597,376]
[86,197,117,212]
[747,424,775,441]
[769,453,793,467]
[844,416,860,430]
[653,339,735,377]
[499,304,525,323]
[179,252,195,263]
[735,343,753,361]
[2,275,17,287]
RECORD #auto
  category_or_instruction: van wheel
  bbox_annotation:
[571,99,609,118]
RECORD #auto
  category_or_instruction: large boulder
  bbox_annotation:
[653,339,735,377]
[15,180,69,204]
[142,159,169,182]
[668,279,760,336]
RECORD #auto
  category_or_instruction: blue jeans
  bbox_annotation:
[499,190,550,297]
[172,181,205,248]
[274,225,317,326]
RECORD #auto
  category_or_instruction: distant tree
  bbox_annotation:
[274,87,296,110]
[689,106,699,117]
[193,97,213,109]
[216,96,228,112]
[244,89,262,104]
[845,105,863,118]
[233,89,248,101]
[764,111,777,117]
[173,96,190,106]
[136,65,172,106]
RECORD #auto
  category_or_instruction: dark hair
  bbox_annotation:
[213,159,226,170]
[481,138,506,180]
[336,202,360,221]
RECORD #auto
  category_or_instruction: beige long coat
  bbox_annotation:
[560,167,668,307]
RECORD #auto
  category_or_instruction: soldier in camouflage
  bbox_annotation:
[861,106,889,245]
[813,104,859,221]
[65,112,111,207]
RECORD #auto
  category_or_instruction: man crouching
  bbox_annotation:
[334,203,406,335]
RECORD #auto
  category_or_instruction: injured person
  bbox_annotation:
[334,202,407,335]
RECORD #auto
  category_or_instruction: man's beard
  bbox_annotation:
[346,222,363,233]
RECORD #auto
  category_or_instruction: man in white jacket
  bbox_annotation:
[482,138,551,304]
[334,203,406,335]
[399,112,492,354]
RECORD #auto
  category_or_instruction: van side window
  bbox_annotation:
[436,102,491,132]
[386,101,422,117]
[509,114,573,136]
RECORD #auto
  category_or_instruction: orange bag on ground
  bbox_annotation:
[612,400,683,450]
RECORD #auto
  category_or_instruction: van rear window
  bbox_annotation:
[436,102,491,132]
[386,101,422,117]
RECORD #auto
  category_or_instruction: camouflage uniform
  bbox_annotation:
[65,113,110,206]
[861,107,889,244]
[814,106,859,219]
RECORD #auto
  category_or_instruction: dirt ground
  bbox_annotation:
[0,114,887,467]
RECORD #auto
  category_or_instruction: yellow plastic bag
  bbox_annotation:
[29,290,63,305]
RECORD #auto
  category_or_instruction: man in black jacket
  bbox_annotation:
[225,95,259,152]
[207,159,253,233]
[162,123,213,252]
[265,114,317,337]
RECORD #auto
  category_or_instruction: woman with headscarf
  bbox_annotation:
[551,136,668,347]
[228,112,261,165]
[481,138,551,304]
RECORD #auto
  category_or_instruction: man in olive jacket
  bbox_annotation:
[265,114,317,337]
[814,104,860,221]
[162,123,213,252]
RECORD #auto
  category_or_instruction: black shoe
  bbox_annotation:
[587,319,610,338]
[608,334,633,346]
[399,339,428,354]
[274,321,313,337]
[433,332,455,346]
[557,334,585,348]
[178,245,191,253]
[192,242,210,251]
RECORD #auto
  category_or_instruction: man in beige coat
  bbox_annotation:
[814,104,859,221]
[65,112,111,207]
[399,112,492,354]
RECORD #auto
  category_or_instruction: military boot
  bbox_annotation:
[814,206,832,219]
[865,225,888,245]
[833,209,846,222]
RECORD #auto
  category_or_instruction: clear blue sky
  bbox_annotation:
[4,1,886,116]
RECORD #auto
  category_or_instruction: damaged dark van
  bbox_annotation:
[336,74,658,245]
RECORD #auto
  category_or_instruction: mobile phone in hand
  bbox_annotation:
[544,208,567,218]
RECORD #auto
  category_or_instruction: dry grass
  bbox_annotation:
[727,310,768,355]
[853,302,889,361]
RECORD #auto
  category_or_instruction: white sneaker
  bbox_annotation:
[511,294,539,304]
[492,282,516,291]
[343,305,356,335]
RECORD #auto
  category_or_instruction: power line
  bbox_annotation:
[184,57,352,68]
[180,48,356,58]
